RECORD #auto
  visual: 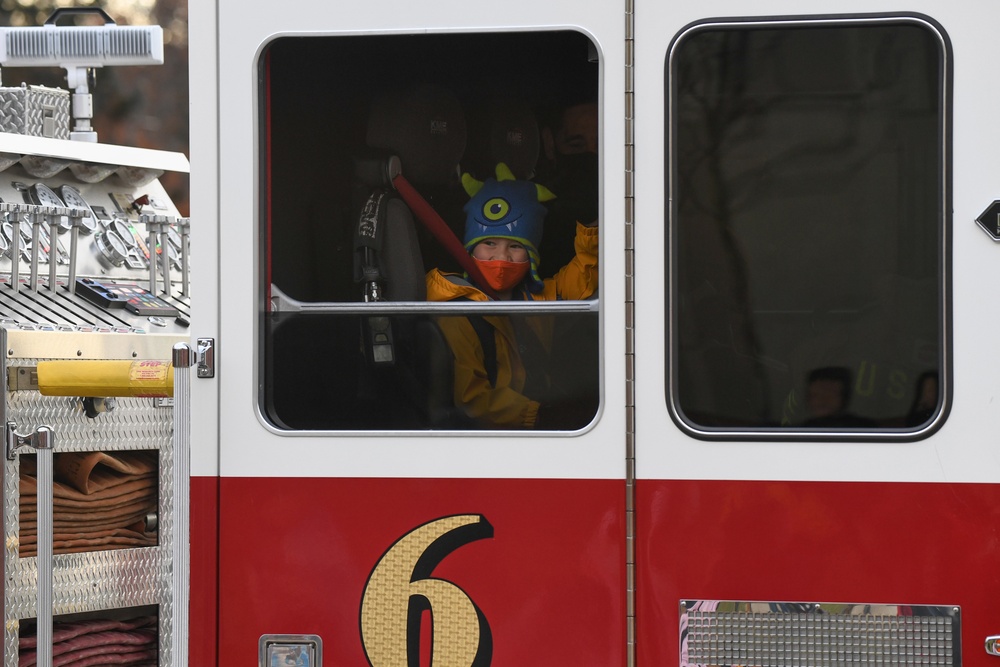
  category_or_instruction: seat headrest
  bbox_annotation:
[487,98,539,180]
[366,84,467,186]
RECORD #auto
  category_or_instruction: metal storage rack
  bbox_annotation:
[0,137,191,667]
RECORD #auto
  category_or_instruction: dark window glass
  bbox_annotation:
[259,32,600,431]
[669,18,948,435]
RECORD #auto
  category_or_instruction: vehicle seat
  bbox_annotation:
[354,84,471,427]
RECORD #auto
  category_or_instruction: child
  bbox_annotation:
[424,163,598,428]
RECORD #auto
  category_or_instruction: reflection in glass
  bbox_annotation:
[259,31,601,431]
[670,19,947,432]
[263,313,598,430]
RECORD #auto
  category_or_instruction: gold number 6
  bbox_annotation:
[361,514,494,667]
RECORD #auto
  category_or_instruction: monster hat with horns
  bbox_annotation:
[462,162,556,293]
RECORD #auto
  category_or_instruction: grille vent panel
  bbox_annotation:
[682,601,960,667]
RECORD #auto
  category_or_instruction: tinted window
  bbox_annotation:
[260,32,601,431]
[669,18,949,435]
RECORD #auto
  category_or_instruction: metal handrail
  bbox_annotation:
[269,283,599,315]
[171,343,194,667]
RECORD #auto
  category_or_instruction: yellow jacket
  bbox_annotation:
[425,223,598,428]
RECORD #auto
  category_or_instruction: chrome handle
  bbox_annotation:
[7,422,56,667]
[171,343,194,667]
[986,635,1000,656]
[35,430,54,667]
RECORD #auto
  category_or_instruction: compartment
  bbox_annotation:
[18,607,159,667]
[18,450,158,558]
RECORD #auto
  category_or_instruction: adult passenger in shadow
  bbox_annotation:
[534,94,600,422]
[802,366,875,428]
[537,95,599,268]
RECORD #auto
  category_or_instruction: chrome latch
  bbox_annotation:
[196,337,214,378]
[6,421,54,460]
[987,635,1000,656]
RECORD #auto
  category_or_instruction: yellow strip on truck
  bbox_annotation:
[36,360,173,397]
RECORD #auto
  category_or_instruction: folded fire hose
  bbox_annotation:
[35,360,173,398]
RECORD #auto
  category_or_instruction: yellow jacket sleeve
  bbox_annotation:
[435,314,540,429]
[538,223,599,301]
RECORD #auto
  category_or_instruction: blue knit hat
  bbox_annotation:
[462,163,555,292]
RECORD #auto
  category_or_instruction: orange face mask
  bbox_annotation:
[472,257,530,294]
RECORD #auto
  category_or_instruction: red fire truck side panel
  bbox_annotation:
[190,476,220,667]
[637,479,1000,666]
[213,477,625,665]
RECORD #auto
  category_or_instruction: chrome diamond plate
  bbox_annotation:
[5,394,173,452]
[0,86,70,139]
[3,361,175,667]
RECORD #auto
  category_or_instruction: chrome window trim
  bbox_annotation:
[665,13,952,441]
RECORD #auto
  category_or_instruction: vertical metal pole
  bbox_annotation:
[34,426,55,667]
[178,218,191,297]
[67,210,82,295]
[159,227,172,300]
[46,210,58,291]
[143,215,158,296]
[10,206,21,294]
[29,208,41,291]
[171,343,193,667]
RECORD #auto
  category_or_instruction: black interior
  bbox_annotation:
[260,31,600,430]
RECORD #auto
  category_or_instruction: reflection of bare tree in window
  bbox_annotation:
[673,25,943,428]
[674,30,771,426]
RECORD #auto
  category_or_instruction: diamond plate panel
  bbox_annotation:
[681,601,960,667]
[3,366,175,667]
[0,85,70,139]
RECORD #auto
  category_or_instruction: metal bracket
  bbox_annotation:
[6,365,38,391]
[6,420,54,460]
[196,337,214,378]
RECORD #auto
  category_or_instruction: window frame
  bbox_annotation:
[254,29,605,435]
[665,13,953,441]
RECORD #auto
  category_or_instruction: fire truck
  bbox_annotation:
[2,0,998,665]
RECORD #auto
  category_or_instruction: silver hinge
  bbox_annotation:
[6,420,54,460]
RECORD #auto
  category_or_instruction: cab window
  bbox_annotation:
[259,31,600,431]
[668,17,949,437]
